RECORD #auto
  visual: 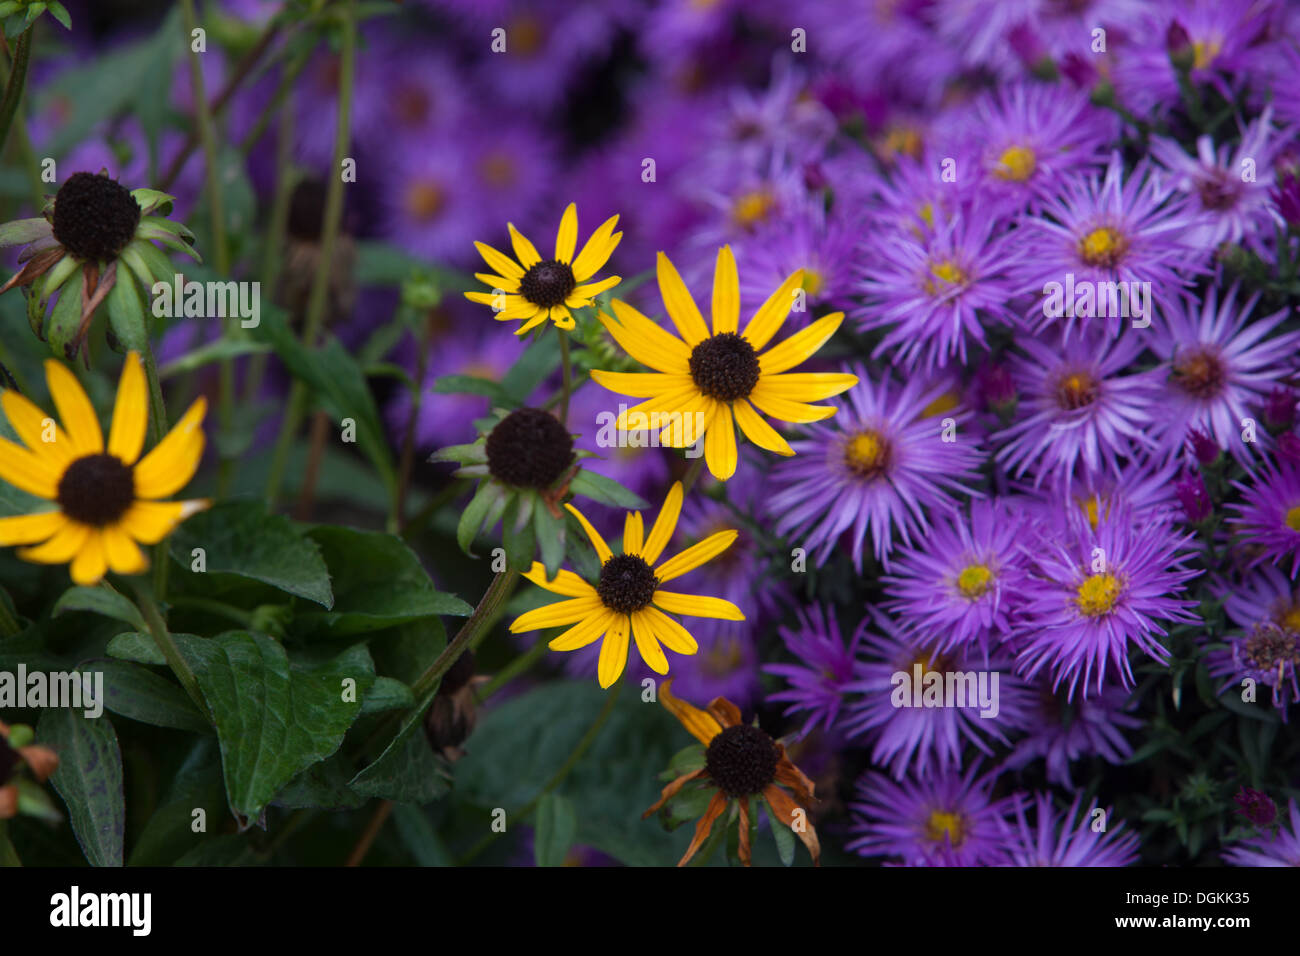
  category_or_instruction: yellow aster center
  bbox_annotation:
[923,259,968,296]
[1287,506,1300,532]
[993,144,1037,182]
[478,152,518,188]
[801,268,824,297]
[918,201,935,229]
[1192,38,1221,70]
[957,563,994,599]
[921,390,960,418]
[1076,572,1122,617]
[732,189,777,229]
[507,15,545,56]
[1078,226,1128,267]
[925,810,965,847]
[882,126,923,160]
[405,181,445,222]
[844,428,890,479]
[1280,605,1300,634]
[1056,370,1098,411]
[1079,494,1101,531]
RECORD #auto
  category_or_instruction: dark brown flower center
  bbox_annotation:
[705,723,779,798]
[484,408,574,488]
[51,172,141,262]
[57,454,135,526]
[1055,369,1098,410]
[518,258,576,309]
[1171,346,1227,400]
[595,553,658,614]
[689,332,760,402]
[1243,623,1300,671]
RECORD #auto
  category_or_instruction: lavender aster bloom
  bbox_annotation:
[1222,799,1300,866]
[1227,457,1300,577]
[768,368,983,572]
[738,204,859,323]
[995,792,1140,866]
[1001,679,1140,788]
[765,604,867,741]
[1016,505,1201,698]
[847,765,1020,866]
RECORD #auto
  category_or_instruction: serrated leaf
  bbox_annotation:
[99,660,210,734]
[52,586,146,631]
[534,792,578,867]
[37,707,125,867]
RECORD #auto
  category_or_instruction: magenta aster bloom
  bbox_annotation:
[1001,680,1140,788]
[881,498,1032,657]
[1222,799,1300,867]
[1012,153,1200,340]
[856,200,1023,372]
[764,604,868,741]
[1234,787,1278,827]
[1148,284,1300,465]
[1015,505,1202,699]
[1227,457,1300,577]
[842,610,1034,779]
[994,330,1160,492]
[847,765,1020,866]
[767,368,983,572]
[995,792,1140,866]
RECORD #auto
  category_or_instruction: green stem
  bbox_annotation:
[132,583,207,717]
[167,596,254,628]
[0,29,32,158]
[265,2,355,508]
[679,453,706,496]
[411,569,518,702]
[10,113,44,210]
[558,329,572,425]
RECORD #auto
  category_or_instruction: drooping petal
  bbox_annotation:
[642,767,705,818]
[676,791,729,867]
[107,353,148,465]
[763,784,820,865]
[733,399,793,455]
[660,678,722,744]
[737,796,752,866]
[707,697,742,728]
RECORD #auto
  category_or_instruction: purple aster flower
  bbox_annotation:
[1264,387,1298,432]
[1222,799,1300,866]
[1015,504,1202,698]
[1227,456,1300,577]
[856,200,1023,373]
[993,329,1160,492]
[1274,166,1300,228]
[1001,679,1140,788]
[765,604,868,741]
[881,498,1032,657]
[842,610,1034,779]
[1234,787,1278,827]
[847,765,1021,866]
[1150,108,1287,253]
[736,204,859,323]
[767,368,983,572]
[1208,564,1300,716]
[1012,153,1201,340]
[995,792,1140,866]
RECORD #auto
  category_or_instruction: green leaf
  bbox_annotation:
[105,264,148,355]
[105,631,169,666]
[157,337,270,380]
[763,797,796,866]
[168,499,333,607]
[432,374,514,403]
[361,676,415,714]
[52,586,146,631]
[173,632,375,828]
[46,1,71,29]
[348,686,451,804]
[45,266,84,359]
[457,481,503,556]
[297,526,471,636]
[99,660,210,734]
[500,330,558,402]
[392,803,453,866]
[0,217,49,246]
[534,792,578,867]
[569,469,647,509]
[273,752,367,811]
[502,495,536,572]
[127,738,226,865]
[37,708,125,867]
[535,498,566,578]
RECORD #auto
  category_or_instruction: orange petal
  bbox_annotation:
[676,790,728,867]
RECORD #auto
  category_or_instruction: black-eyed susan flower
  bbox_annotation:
[0,353,208,585]
[464,202,622,335]
[645,680,820,867]
[590,245,858,481]
[509,481,742,688]
[0,171,199,360]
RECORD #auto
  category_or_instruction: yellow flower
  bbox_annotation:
[509,481,743,688]
[590,246,858,481]
[465,202,622,335]
[0,353,208,585]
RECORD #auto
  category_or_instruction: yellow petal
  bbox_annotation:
[0,510,65,546]
[754,372,860,401]
[748,384,838,424]
[555,203,578,263]
[597,614,630,688]
[642,481,683,565]
[0,436,59,498]
[132,397,207,499]
[510,595,604,633]
[472,273,520,293]
[566,501,613,563]
[642,606,699,655]
[18,519,89,564]
[630,610,668,675]
[522,562,597,598]
[703,402,737,480]
[742,268,805,350]
[656,252,711,345]
[107,352,148,465]
[45,360,103,455]
[655,530,738,583]
[623,511,644,556]
[589,369,693,399]
[598,303,691,373]
[120,499,204,544]
[656,395,716,448]
[1,390,73,467]
[652,591,745,620]
[758,312,845,375]
[69,530,108,585]
[507,223,542,268]
[613,385,706,431]
[102,524,148,575]
[659,678,721,744]
[572,214,621,281]
[515,313,549,336]
[548,608,615,651]
[733,399,793,455]
[569,275,620,300]
[712,245,740,335]
[474,241,523,279]
[549,304,575,329]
